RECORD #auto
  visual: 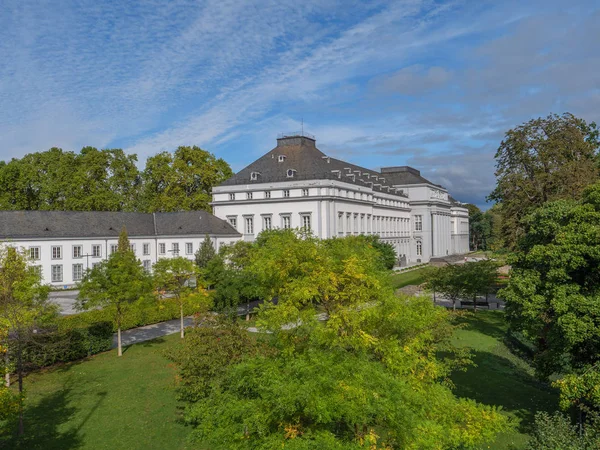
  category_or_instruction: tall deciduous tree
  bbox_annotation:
[152,257,204,338]
[142,146,232,212]
[0,245,53,435]
[489,113,600,249]
[502,181,600,413]
[77,230,152,356]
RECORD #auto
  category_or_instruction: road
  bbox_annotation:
[49,290,80,315]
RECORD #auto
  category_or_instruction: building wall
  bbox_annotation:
[2,234,239,287]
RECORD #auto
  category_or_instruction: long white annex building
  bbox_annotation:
[212,134,469,264]
[0,211,241,287]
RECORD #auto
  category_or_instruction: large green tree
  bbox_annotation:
[77,229,153,356]
[489,113,600,249]
[174,231,510,449]
[0,245,53,435]
[502,181,600,412]
[142,146,232,212]
[152,257,205,338]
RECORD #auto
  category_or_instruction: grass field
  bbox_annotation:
[2,309,558,450]
[389,266,432,290]
[2,333,191,450]
[451,310,559,449]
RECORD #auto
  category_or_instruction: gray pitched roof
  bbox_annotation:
[0,210,240,240]
[219,136,408,198]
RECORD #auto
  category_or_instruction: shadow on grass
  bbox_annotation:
[451,349,558,435]
[453,310,507,341]
[0,387,83,450]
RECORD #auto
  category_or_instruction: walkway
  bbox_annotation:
[112,316,195,348]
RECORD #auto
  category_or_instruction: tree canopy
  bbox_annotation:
[0,145,232,213]
[502,181,600,413]
[173,230,510,449]
[488,113,600,248]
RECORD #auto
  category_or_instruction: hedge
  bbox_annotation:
[57,293,211,333]
[16,321,113,371]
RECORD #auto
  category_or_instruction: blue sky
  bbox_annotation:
[1,0,598,208]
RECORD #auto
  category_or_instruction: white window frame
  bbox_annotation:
[159,243,166,255]
[262,215,272,231]
[186,242,193,255]
[300,214,311,231]
[72,263,84,281]
[229,193,235,201]
[227,216,237,229]
[51,265,63,282]
[302,188,309,197]
[72,245,83,259]
[51,246,62,260]
[110,244,118,255]
[172,243,180,255]
[415,215,423,232]
[264,191,271,199]
[143,243,150,256]
[416,240,422,256]
[29,247,40,260]
[143,260,152,273]
[92,244,102,258]
[244,216,254,235]
[247,192,253,200]
[283,189,290,198]
[281,214,291,229]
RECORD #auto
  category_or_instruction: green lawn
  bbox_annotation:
[2,333,191,450]
[2,309,558,450]
[389,266,432,290]
[451,310,559,449]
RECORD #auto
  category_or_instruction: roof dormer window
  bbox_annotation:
[287,169,296,178]
[278,155,286,163]
[250,171,261,181]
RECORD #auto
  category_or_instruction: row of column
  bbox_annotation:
[337,212,410,237]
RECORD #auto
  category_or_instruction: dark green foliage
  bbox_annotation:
[16,322,113,371]
[195,235,216,269]
[366,235,397,269]
[466,203,499,251]
[527,411,600,450]
[489,113,600,249]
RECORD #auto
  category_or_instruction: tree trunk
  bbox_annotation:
[246,300,250,321]
[452,298,456,311]
[5,348,10,387]
[17,339,24,436]
[474,294,477,313]
[180,301,185,339]
[117,326,122,357]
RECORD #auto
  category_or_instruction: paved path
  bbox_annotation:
[49,290,79,315]
[112,316,195,348]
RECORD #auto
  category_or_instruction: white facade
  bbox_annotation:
[211,135,470,265]
[4,234,239,288]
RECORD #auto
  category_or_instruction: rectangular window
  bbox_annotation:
[228,217,237,228]
[282,215,291,229]
[73,245,82,258]
[416,240,422,256]
[415,215,423,232]
[186,243,193,254]
[143,260,152,273]
[51,246,62,260]
[29,247,40,260]
[301,214,311,231]
[265,191,271,199]
[302,188,309,196]
[245,217,254,234]
[337,212,343,234]
[143,243,150,255]
[159,243,166,255]
[229,193,235,201]
[172,243,180,255]
[110,244,118,255]
[32,265,42,277]
[263,216,272,230]
[283,189,290,198]
[92,244,102,257]
[247,192,253,200]
[129,244,135,253]
[72,264,84,281]
[51,265,63,282]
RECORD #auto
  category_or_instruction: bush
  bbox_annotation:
[16,321,113,371]
[527,411,600,449]
[57,294,210,332]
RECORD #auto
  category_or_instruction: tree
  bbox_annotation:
[195,235,216,270]
[489,113,600,248]
[527,411,600,450]
[152,257,205,338]
[141,146,233,213]
[425,264,467,310]
[363,235,397,270]
[0,245,53,434]
[174,231,510,448]
[501,181,600,413]
[77,230,152,356]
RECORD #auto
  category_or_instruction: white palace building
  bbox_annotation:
[0,134,469,287]
[212,134,469,264]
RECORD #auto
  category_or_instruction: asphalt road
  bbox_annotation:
[49,290,80,315]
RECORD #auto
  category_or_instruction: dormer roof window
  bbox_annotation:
[322,156,331,163]
[287,169,296,178]
[250,171,261,181]
[331,169,341,179]
[278,155,286,163]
